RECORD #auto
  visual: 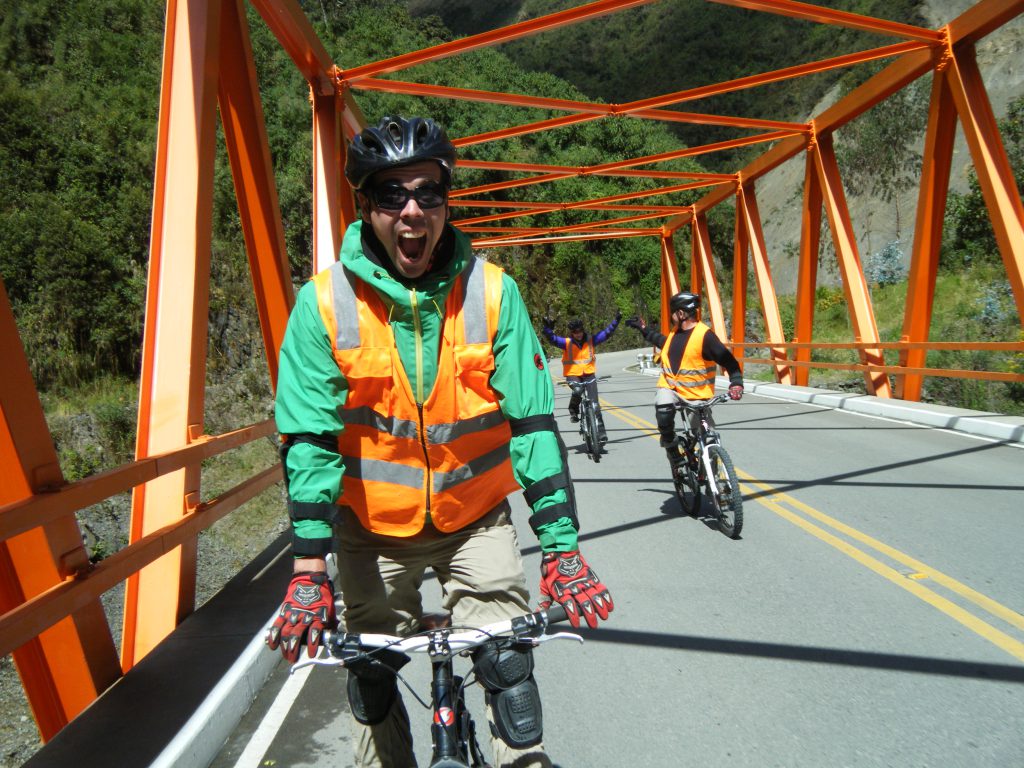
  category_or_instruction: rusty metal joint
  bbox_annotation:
[936,26,954,72]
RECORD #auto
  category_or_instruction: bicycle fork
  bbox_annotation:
[430,659,466,762]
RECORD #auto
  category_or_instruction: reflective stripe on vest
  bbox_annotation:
[313,257,518,536]
[562,338,596,377]
[657,322,716,399]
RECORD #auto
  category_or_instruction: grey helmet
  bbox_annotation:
[345,115,457,190]
[669,291,701,316]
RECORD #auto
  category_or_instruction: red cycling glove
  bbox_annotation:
[539,550,613,629]
[266,571,337,663]
[728,384,743,401]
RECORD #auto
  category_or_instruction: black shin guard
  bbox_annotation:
[473,643,543,748]
[344,647,409,725]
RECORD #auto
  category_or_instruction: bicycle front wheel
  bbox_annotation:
[584,402,601,462]
[706,444,743,538]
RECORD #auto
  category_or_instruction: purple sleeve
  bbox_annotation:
[592,314,621,346]
[542,327,567,347]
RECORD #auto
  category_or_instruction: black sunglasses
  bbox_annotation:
[368,181,447,211]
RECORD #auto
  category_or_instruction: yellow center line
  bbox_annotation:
[740,473,1024,634]
[601,397,1024,663]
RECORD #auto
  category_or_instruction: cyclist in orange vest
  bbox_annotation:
[541,313,621,443]
[266,116,612,768]
[625,291,743,470]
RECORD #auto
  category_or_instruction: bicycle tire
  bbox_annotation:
[673,453,701,516]
[706,444,743,538]
[584,402,601,462]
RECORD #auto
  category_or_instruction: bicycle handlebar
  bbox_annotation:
[291,604,578,673]
[675,393,730,412]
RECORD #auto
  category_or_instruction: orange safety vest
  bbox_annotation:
[562,338,596,377]
[657,322,716,399]
[311,258,518,536]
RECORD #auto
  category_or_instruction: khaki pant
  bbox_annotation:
[335,501,553,768]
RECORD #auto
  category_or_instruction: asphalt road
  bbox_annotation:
[212,348,1024,768]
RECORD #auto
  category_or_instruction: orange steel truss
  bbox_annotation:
[1,0,1022,742]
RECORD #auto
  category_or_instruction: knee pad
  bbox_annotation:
[487,677,543,749]
[473,644,542,748]
[344,647,409,726]
[655,404,676,445]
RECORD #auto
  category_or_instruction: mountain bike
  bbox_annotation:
[670,393,743,538]
[567,380,602,462]
[292,605,579,767]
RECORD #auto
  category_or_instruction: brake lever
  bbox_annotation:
[532,630,584,646]
[289,647,346,674]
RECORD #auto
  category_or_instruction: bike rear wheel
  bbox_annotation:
[706,444,743,538]
[584,402,602,462]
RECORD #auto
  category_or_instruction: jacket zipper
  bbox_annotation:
[410,289,430,518]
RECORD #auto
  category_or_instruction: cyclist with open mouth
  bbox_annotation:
[267,115,614,768]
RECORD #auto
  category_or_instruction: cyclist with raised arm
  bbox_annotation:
[265,115,613,768]
[625,291,743,471]
[541,313,620,443]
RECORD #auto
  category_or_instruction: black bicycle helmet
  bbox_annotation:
[567,318,585,332]
[669,291,701,316]
[345,115,457,190]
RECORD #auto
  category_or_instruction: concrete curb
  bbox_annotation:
[741,380,1024,445]
[620,347,1024,445]
[148,612,281,768]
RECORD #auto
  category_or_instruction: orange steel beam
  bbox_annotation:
[665,44,939,232]
[708,0,942,43]
[353,77,807,133]
[811,132,890,397]
[621,41,931,112]
[453,132,791,199]
[122,0,220,670]
[731,191,749,364]
[312,90,347,274]
[737,184,791,383]
[897,65,957,402]
[472,229,660,248]
[944,42,1024,316]
[660,234,682,331]
[451,180,717,227]
[794,153,823,387]
[692,213,727,337]
[249,0,333,88]
[0,279,121,740]
[457,158,732,180]
[444,43,925,149]
[219,0,294,385]
[948,0,1024,47]
[453,200,691,213]
[249,0,365,136]
[338,0,658,82]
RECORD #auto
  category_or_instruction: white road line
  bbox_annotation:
[232,663,313,768]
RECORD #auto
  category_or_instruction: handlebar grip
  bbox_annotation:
[544,603,568,625]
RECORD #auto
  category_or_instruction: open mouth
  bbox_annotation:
[398,231,427,263]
